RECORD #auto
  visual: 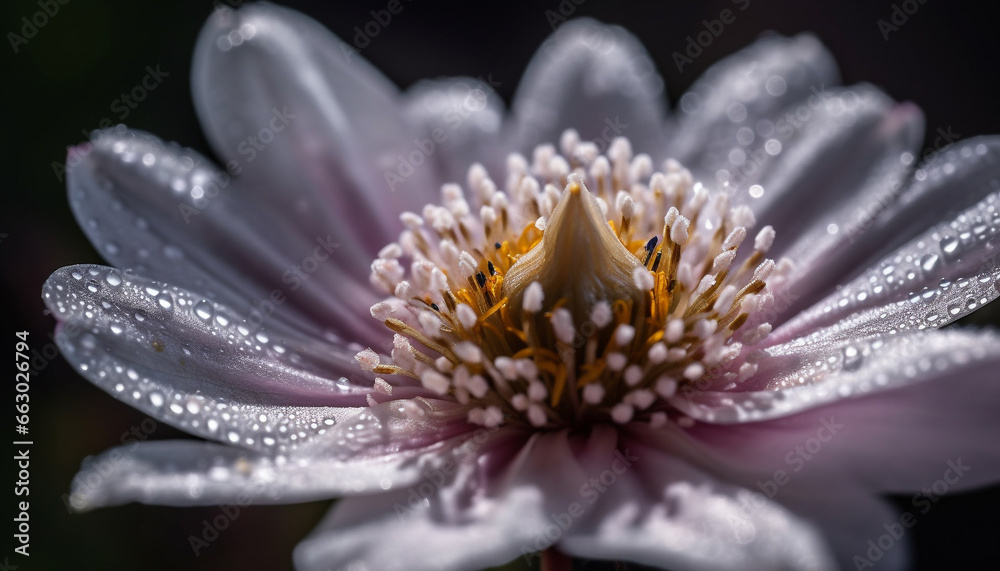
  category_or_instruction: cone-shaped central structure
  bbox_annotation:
[502,177,645,324]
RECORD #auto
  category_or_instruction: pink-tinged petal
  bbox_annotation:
[674,328,1000,498]
[294,428,619,571]
[192,3,442,257]
[560,429,836,571]
[761,99,923,324]
[68,429,476,510]
[668,33,839,173]
[507,19,666,155]
[773,138,1000,343]
[730,86,922,247]
[402,77,504,186]
[42,265,449,453]
[627,424,906,571]
[67,128,383,346]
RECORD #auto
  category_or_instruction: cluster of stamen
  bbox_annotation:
[359,132,789,429]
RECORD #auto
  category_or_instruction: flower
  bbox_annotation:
[43,2,1000,570]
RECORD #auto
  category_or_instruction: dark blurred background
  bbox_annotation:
[3,0,1000,569]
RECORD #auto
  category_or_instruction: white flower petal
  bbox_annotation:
[774,137,1000,342]
[668,33,839,169]
[673,329,1000,437]
[68,429,476,510]
[42,265,441,453]
[192,3,441,254]
[629,424,907,571]
[294,428,618,571]
[735,86,922,245]
[560,438,836,571]
[403,77,505,185]
[67,128,383,345]
[507,18,666,155]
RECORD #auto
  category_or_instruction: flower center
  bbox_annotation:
[359,132,786,429]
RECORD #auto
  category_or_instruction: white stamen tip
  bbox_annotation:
[611,403,634,424]
[551,308,576,344]
[665,318,685,344]
[583,383,605,404]
[670,215,690,244]
[374,377,393,395]
[355,348,380,371]
[590,301,613,328]
[614,324,636,346]
[527,404,548,427]
[456,303,478,330]
[655,376,678,398]
[606,352,628,371]
[755,226,776,252]
[420,370,451,395]
[624,365,643,386]
[633,266,655,290]
[523,281,544,313]
[683,362,705,381]
[723,227,747,251]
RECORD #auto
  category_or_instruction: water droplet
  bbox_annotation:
[919,254,939,273]
[842,346,863,371]
[194,300,213,321]
[207,419,219,432]
[948,302,962,316]
[940,236,961,261]
[170,403,184,414]
[925,312,940,323]
[110,324,124,335]
[86,280,99,293]
[186,400,201,414]
[967,297,978,310]
[255,332,269,344]
[156,292,174,310]
[134,311,147,322]
[71,270,83,280]
[105,271,122,286]
[227,431,240,443]
[164,245,184,260]
[149,392,164,407]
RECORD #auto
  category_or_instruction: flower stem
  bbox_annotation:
[540,548,572,571]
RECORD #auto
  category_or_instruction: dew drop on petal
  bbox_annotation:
[194,300,213,321]
[842,345,863,372]
[919,254,939,273]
